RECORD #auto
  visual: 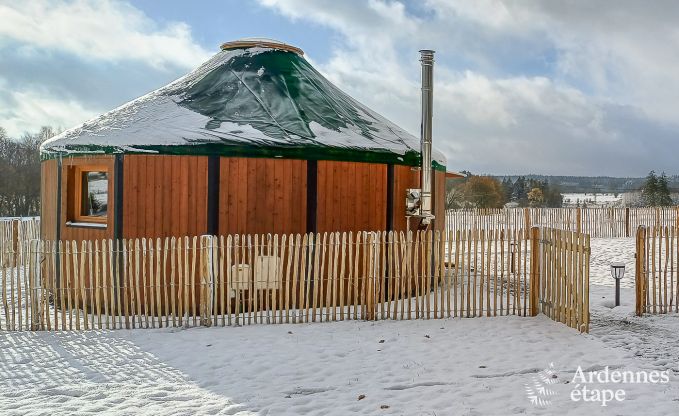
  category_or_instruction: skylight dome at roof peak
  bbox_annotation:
[220,38,304,55]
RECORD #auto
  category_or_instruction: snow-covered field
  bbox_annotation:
[562,193,623,207]
[1,238,677,415]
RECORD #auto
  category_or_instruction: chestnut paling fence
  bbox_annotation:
[0,228,589,332]
[446,207,679,239]
[635,226,679,315]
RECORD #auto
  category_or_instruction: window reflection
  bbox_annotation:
[81,171,108,218]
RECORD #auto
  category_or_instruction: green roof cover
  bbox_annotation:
[41,41,446,170]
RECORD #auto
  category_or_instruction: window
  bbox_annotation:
[72,166,108,224]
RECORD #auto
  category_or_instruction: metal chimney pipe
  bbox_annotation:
[419,49,435,223]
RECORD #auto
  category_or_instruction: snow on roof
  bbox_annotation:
[220,38,304,55]
[41,42,446,170]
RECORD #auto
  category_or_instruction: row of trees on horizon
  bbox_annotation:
[0,126,57,218]
[446,171,677,209]
[638,171,674,207]
[446,173,563,209]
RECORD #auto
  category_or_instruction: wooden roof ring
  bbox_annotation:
[220,39,304,56]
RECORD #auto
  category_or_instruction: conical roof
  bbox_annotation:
[41,39,446,170]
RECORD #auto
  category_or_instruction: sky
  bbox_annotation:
[1,0,679,176]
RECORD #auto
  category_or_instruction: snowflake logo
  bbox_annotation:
[525,362,559,407]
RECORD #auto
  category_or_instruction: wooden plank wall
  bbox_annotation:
[123,155,208,239]
[40,160,58,241]
[45,155,433,240]
[316,161,387,233]
[60,156,115,242]
[219,158,307,235]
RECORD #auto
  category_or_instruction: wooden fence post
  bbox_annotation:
[12,219,19,254]
[576,208,582,234]
[625,207,630,238]
[530,227,540,317]
[364,232,376,321]
[524,208,531,231]
[199,235,213,327]
[635,226,646,316]
[29,239,41,330]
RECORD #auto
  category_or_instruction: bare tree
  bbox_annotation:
[0,126,58,217]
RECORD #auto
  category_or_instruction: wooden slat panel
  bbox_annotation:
[219,158,230,234]
[218,157,307,236]
[145,156,155,238]
[123,155,207,239]
[235,158,247,233]
[125,154,138,237]
[187,157,197,236]
[162,157,172,237]
[264,159,276,232]
[170,157,180,236]
[316,161,388,233]
[179,157,189,236]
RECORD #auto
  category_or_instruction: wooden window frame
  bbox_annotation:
[72,165,109,224]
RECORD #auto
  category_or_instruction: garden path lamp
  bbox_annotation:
[610,262,625,307]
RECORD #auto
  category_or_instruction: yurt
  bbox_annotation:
[40,39,448,245]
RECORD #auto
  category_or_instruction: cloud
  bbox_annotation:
[0,0,210,137]
[0,82,95,138]
[259,0,679,176]
[0,0,209,68]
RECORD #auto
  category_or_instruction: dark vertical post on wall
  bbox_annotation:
[306,160,318,289]
[206,155,220,311]
[386,164,394,232]
[113,155,124,242]
[55,156,63,288]
[385,164,395,296]
[207,155,220,236]
[113,154,124,291]
[306,160,318,234]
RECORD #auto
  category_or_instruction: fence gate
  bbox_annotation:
[535,227,591,332]
[635,226,679,315]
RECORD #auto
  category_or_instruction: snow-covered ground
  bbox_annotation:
[590,238,636,288]
[1,238,677,415]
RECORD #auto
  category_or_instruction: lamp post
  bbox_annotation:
[610,262,626,307]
